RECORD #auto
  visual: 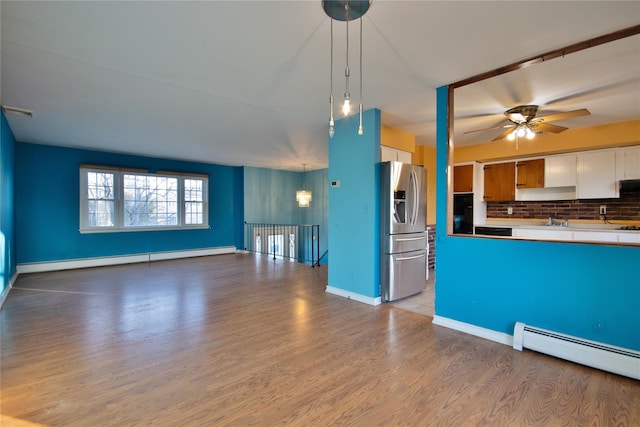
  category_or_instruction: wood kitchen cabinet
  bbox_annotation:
[483,162,515,201]
[516,159,544,189]
[454,164,473,192]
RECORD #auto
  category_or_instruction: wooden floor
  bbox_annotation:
[2,254,638,426]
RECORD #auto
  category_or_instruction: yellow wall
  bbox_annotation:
[380,125,416,153]
[380,125,434,224]
[414,145,437,224]
[454,119,640,163]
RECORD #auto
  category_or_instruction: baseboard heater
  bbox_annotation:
[513,322,640,380]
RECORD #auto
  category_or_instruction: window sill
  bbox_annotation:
[79,225,210,234]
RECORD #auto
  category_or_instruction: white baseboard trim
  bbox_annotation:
[18,254,150,274]
[149,246,236,261]
[432,315,513,347]
[16,246,237,274]
[0,272,18,308]
[325,286,382,306]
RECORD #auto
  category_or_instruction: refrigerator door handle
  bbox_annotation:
[409,170,419,226]
[395,236,424,242]
[411,170,415,226]
[395,253,426,262]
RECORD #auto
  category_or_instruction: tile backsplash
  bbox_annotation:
[487,191,640,221]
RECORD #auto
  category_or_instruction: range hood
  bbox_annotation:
[619,179,640,192]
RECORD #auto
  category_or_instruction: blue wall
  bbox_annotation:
[244,167,304,224]
[243,166,328,264]
[15,142,244,263]
[1,112,17,294]
[434,86,640,351]
[304,168,329,263]
[328,109,381,298]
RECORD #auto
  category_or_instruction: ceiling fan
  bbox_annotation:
[465,105,591,141]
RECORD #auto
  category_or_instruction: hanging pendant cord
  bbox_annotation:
[358,15,363,135]
[345,4,350,98]
[330,18,334,103]
[359,16,363,102]
[329,18,333,97]
[329,18,334,125]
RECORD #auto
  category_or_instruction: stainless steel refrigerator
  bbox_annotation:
[380,161,427,302]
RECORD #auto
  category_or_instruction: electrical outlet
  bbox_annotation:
[507,206,513,215]
[600,205,607,215]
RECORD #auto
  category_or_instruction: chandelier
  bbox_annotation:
[296,164,312,208]
[324,1,371,138]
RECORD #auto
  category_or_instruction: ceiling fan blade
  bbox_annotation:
[534,123,569,134]
[492,128,514,141]
[464,124,514,134]
[534,108,590,123]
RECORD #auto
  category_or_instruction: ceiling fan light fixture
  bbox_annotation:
[526,127,535,139]
[469,105,591,143]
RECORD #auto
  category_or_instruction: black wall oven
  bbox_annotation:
[453,193,474,234]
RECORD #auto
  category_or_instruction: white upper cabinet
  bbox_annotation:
[617,146,640,180]
[545,154,577,187]
[381,146,412,163]
[576,150,618,199]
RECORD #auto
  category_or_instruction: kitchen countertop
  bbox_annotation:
[478,221,640,233]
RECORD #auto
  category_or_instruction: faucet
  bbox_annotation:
[546,217,569,227]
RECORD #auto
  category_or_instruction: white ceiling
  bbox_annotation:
[1,1,639,171]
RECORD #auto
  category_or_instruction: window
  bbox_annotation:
[184,178,204,225]
[86,170,115,227]
[123,175,178,227]
[80,166,208,233]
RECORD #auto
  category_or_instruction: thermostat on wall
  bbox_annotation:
[330,180,340,188]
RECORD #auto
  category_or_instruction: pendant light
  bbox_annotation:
[342,4,351,117]
[296,164,312,208]
[323,0,371,138]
